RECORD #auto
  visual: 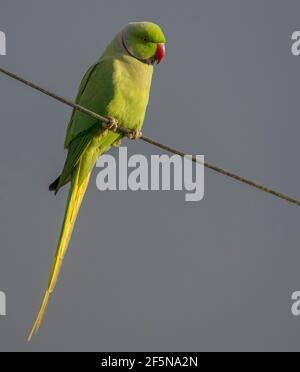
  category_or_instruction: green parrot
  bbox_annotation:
[28,21,166,340]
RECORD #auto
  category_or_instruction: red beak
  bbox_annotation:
[155,43,166,64]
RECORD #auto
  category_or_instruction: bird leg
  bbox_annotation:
[105,117,118,132]
[127,129,142,140]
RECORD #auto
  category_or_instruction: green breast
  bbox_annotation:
[107,55,154,130]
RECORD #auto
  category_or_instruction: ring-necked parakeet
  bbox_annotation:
[28,21,166,340]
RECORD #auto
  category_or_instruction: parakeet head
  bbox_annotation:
[121,22,166,65]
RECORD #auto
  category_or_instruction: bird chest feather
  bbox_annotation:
[108,56,154,129]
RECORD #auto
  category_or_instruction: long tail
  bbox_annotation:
[28,161,91,341]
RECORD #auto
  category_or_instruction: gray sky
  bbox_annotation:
[1,0,300,351]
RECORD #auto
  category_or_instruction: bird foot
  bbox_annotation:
[127,129,142,140]
[105,117,118,132]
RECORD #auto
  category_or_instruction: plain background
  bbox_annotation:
[1,0,300,352]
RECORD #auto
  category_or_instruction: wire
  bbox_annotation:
[1,65,300,207]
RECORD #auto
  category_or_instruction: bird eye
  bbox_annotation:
[143,37,148,42]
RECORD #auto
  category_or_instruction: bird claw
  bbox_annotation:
[127,129,142,140]
[105,117,118,132]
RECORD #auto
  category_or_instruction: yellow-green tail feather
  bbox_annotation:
[28,161,91,341]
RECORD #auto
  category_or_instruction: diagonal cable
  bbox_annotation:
[1,66,300,207]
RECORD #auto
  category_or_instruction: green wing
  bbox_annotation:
[63,63,98,149]
[64,59,115,149]
[57,124,100,191]
[57,59,116,190]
